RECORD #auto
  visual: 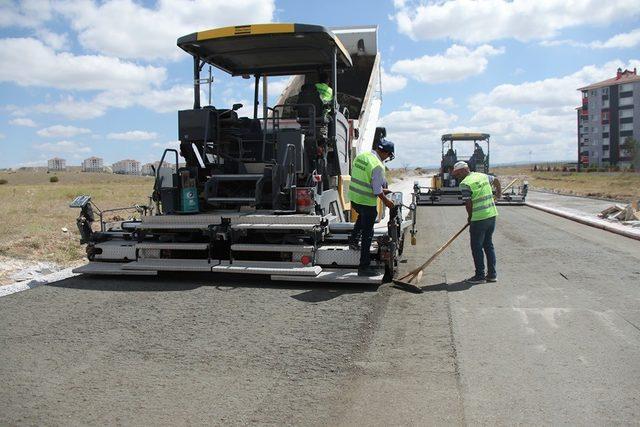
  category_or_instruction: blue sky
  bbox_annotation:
[1,0,639,168]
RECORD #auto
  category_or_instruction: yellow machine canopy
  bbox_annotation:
[441,133,490,142]
[177,23,352,76]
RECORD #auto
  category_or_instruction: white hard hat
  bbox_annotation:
[453,161,469,171]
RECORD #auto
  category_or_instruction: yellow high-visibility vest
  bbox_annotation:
[460,172,498,221]
[349,152,384,206]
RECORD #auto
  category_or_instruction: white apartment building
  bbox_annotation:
[577,67,639,168]
[141,163,155,176]
[112,159,140,175]
[82,156,104,172]
[141,161,176,176]
[47,157,66,172]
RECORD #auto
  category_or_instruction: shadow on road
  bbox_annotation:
[46,272,379,301]
[47,274,203,292]
[392,280,489,293]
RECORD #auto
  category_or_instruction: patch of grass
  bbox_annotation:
[0,179,7,185]
[0,170,153,265]
[49,176,59,183]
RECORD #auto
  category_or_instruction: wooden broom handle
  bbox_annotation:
[398,222,470,281]
[502,178,518,193]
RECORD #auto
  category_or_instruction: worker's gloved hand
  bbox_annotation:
[383,198,395,209]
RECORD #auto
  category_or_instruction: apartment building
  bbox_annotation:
[112,159,140,175]
[141,163,154,176]
[82,156,104,172]
[141,161,175,176]
[47,157,66,172]
[577,67,639,168]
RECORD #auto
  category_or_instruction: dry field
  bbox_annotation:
[0,170,153,269]
[491,165,640,201]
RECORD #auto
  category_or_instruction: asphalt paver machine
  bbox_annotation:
[70,23,417,284]
[415,133,527,205]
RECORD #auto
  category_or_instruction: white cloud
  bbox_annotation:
[35,29,69,50]
[467,105,578,163]
[152,140,181,150]
[31,84,195,120]
[249,77,294,105]
[0,133,5,139]
[33,96,107,120]
[434,97,456,108]
[392,44,504,84]
[378,104,458,166]
[263,77,291,98]
[221,98,254,118]
[9,118,37,127]
[34,140,91,154]
[594,28,640,49]
[0,0,53,28]
[539,39,580,48]
[541,28,640,49]
[381,68,407,93]
[469,59,640,110]
[107,131,159,141]
[0,38,167,91]
[393,0,640,43]
[56,0,275,61]
[37,125,91,138]
[466,59,640,163]
[4,104,28,117]
[137,85,197,113]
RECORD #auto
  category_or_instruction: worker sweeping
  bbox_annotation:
[348,139,396,277]
[451,161,502,284]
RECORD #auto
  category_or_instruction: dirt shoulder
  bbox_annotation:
[492,166,640,202]
[0,171,152,270]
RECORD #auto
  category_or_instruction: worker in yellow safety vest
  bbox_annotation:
[348,139,395,277]
[315,72,333,105]
[315,72,333,120]
[452,161,502,284]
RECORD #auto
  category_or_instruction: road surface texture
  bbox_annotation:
[1,205,639,425]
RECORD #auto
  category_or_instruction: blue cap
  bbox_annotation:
[376,138,395,159]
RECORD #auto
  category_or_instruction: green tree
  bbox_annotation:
[621,137,640,170]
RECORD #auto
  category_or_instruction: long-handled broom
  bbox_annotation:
[393,222,470,293]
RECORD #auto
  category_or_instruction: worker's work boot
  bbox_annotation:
[357,266,378,277]
[348,237,360,251]
[465,275,486,284]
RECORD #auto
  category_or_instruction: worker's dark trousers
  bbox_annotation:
[469,216,496,278]
[350,202,378,267]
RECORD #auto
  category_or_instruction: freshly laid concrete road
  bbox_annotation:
[1,206,639,425]
[526,189,616,215]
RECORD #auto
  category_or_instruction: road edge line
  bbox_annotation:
[525,202,640,241]
[0,268,78,298]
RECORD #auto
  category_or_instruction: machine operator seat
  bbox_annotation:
[295,84,331,129]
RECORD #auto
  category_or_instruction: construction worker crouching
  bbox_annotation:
[451,161,502,284]
[348,139,396,277]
